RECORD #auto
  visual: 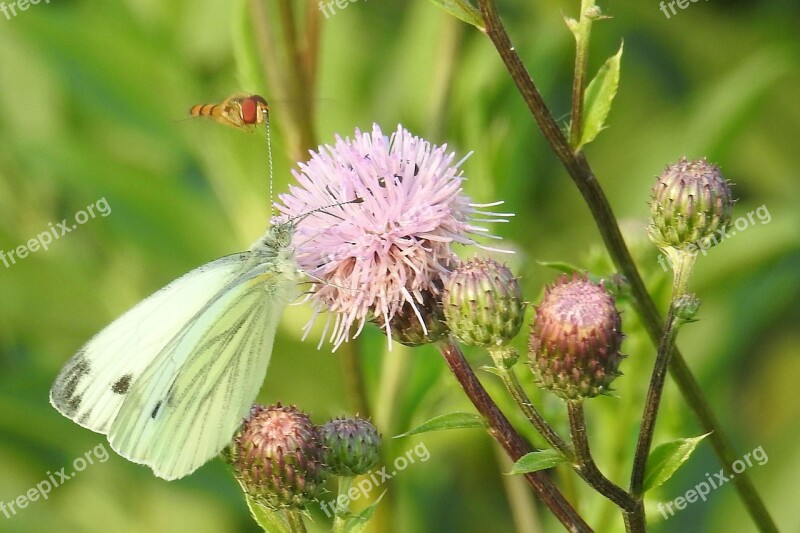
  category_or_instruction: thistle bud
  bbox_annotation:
[230,404,326,510]
[528,274,624,400]
[374,283,449,346]
[443,259,526,347]
[648,157,734,251]
[317,417,381,477]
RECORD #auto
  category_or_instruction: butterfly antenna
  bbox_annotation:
[288,197,364,225]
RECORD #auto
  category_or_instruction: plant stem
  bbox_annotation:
[488,350,571,458]
[568,0,595,148]
[628,251,695,528]
[567,400,636,513]
[438,339,592,532]
[332,476,353,533]
[474,1,776,530]
[285,509,307,533]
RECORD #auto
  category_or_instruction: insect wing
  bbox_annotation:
[109,263,294,480]
[50,254,253,434]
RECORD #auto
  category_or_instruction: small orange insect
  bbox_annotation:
[189,94,270,132]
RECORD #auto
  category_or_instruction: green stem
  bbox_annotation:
[568,0,595,148]
[567,400,636,513]
[626,251,695,530]
[474,1,777,530]
[630,250,695,498]
[332,477,353,533]
[285,509,307,533]
[438,339,592,532]
[488,349,572,458]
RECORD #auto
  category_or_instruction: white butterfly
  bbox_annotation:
[50,221,299,480]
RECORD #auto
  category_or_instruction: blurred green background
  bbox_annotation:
[1,1,798,532]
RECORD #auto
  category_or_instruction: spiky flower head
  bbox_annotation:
[274,124,510,349]
[230,404,326,510]
[648,157,734,251]
[528,274,624,400]
[443,258,526,348]
[317,417,382,477]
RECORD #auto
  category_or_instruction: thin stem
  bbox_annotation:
[488,350,572,458]
[568,0,595,148]
[285,509,307,533]
[567,400,636,513]
[475,1,777,530]
[438,339,592,532]
[630,251,695,497]
[332,476,353,533]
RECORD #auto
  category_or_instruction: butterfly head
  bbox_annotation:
[264,221,295,251]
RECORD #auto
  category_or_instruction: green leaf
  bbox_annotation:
[509,450,569,475]
[578,41,624,149]
[342,491,387,533]
[536,260,584,275]
[427,0,485,30]
[394,412,486,438]
[243,492,291,533]
[644,433,711,492]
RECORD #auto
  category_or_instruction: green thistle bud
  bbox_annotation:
[317,417,381,477]
[528,274,624,400]
[648,157,734,251]
[443,259,526,347]
[374,283,449,346]
[230,403,326,510]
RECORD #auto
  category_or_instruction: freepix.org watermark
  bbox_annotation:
[0,197,111,269]
[319,442,430,517]
[659,0,709,19]
[657,204,771,272]
[318,0,366,19]
[1,0,49,21]
[1,443,109,519]
[658,445,768,520]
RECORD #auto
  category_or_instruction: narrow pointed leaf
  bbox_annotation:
[394,412,486,438]
[644,433,711,492]
[427,0,485,30]
[509,450,569,475]
[578,42,624,149]
[244,492,291,533]
[343,491,387,533]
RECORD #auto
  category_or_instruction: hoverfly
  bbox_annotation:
[189,94,270,132]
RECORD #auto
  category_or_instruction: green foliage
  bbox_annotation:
[0,1,798,532]
[509,450,569,475]
[643,433,710,493]
[395,412,486,438]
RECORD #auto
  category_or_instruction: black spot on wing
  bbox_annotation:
[112,373,132,395]
[52,351,91,416]
[151,400,163,419]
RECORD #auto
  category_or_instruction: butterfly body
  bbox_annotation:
[50,222,298,480]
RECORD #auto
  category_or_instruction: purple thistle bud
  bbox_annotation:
[528,274,624,400]
[443,258,526,348]
[274,124,511,350]
[317,417,382,477]
[230,404,327,510]
[648,157,734,251]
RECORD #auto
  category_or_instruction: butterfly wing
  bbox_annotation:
[50,253,254,433]
[109,269,293,479]
[50,250,295,479]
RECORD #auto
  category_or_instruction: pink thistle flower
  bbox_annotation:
[274,124,511,349]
